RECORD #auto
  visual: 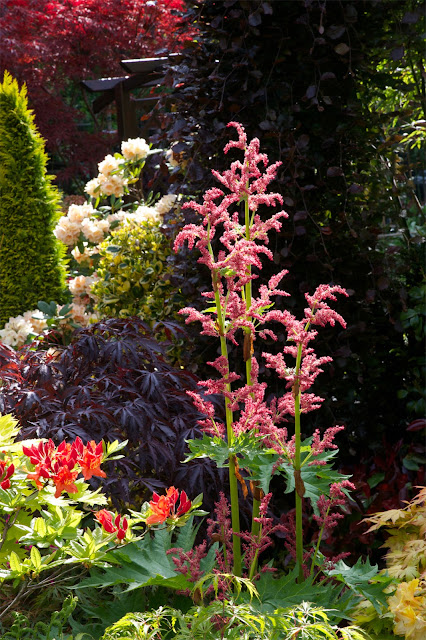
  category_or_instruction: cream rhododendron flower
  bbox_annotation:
[71,244,95,265]
[54,216,81,246]
[0,315,34,347]
[155,193,177,216]
[70,303,91,326]
[85,177,102,197]
[133,205,161,223]
[107,211,127,224]
[121,137,150,161]
[68,275,95,298]
[67,202,94,224]
[98,154,121,176]
[23,310,47,334]
[98,174,126,198]
[81,218,110,244]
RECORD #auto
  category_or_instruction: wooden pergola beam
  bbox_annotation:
[81,55,178,141]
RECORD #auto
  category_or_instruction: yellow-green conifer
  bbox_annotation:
[0,71,67,325]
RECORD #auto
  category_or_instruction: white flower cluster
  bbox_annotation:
[71,244,96,265]
[0,140,179,349]
[70,303,98,327]
[122,195,178,225]
[155,194,178,216]
[54,203,111,248]
[0,310,47,347]
[84,138,149,199]
[68,275,97,299]
[121,138,150,161]
[85,154,127,199]
[54,202,95,246]
[0,300,100,347]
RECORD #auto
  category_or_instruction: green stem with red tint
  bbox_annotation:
[208,226,242,577]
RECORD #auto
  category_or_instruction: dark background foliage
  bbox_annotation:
[0,319,224,511]
[151,0,425,473]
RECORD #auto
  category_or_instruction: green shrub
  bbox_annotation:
[0,71,67,326]
[93,219,180,325]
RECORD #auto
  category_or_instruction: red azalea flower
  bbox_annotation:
[147,494,172,525]
[115,514,128,541]
[147,487,192,525]
[0,461,14,490]
[77,440,106,481]
[22,440,55,467]
[176,490,191,517]
[95,509,116,533]
[95,510,128,541]
[22,440,55,488]
[52,466,79,498]
[165,486,179,507]
[56,441,78,467]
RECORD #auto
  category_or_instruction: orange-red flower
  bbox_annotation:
[146,487,192,525]
[52,465,79,498]
[77,439,106,481]
[176,490,191,517]
[95,509,116,532]
[22,440,56,489]
[22,437,107,495]
[147,494,172,525]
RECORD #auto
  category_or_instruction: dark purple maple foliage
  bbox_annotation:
[0,317,223,509]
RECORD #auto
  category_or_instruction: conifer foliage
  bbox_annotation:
[0,72,67,325]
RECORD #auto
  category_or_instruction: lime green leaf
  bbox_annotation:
[104,439,128,460]
[0,414,20,448]
[30,545,42,571]
[8,551,22,573]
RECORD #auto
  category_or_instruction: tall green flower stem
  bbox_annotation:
[242,192,262,574]
[293,342,304,583]
[218,309,242,577]
[208,231,242,577]
[293,310,315,582]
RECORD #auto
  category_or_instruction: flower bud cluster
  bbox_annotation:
[95,509,129,543]
[0,459,14,490]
